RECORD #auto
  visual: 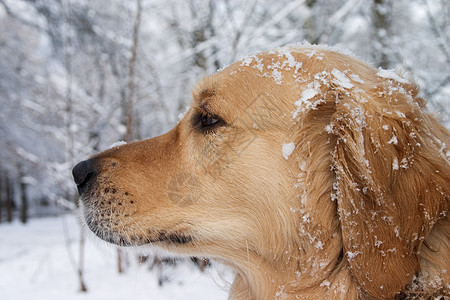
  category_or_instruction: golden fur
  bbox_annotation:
[74,45,450,299]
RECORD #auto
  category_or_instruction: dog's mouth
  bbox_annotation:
[97,229,194,247]
[80,201,193,247]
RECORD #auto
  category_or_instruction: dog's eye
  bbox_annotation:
[193,111,224,132]
[201,114,219,127]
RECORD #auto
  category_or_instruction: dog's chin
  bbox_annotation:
[77,202,194,248]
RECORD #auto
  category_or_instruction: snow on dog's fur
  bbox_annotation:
[73,45,449,299]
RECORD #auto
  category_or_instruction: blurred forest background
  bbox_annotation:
[0,0,449,251]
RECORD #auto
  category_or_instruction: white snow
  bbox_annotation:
[240,55,256,67]
[331,68,354,89]
[349,73,364,83]
[0,215,230,300]
[376,69,409,84]
[320,279,331,288]
[393,157,399,170]
[253,56,264,72]
[374,237,383,247]
[395,110,406,118]
[306,50,317,58]
[315,241,324,250]
[346,251,360,261]
[284,42,360,60]
[109,140,127,149]
[282,143,295,160]
[297,89,319,105]
[394,226,401,238]
[292,88,322,118]
[324,124,334,134]
[400,157,409,169]
[178,105,191,120]
[277,48,303,73]
[387,135,398,145]
[271,69,283,85]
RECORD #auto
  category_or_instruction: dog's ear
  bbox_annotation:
[329,82,449,298]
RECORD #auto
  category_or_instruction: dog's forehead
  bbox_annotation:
[192,77,218,106]
[191,72,255,121]
[191,52,300,116]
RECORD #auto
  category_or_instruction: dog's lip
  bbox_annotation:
[80,201,194,246]
[155,231,193,244]
[83,216,194,246]
[103,232,194,247]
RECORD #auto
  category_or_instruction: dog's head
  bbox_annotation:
[73,45,449,299]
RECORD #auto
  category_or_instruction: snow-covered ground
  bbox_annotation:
[0,215,231,300]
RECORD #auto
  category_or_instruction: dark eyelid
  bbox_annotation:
[200,103,214,115]
[191,103,225,132]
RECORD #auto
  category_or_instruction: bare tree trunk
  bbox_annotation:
[18,165,28,224]
[304,0,319,44]
[78,233,87,292]
[6,174,13,223]
[0,170,3,224]
[61,213,88,292]
[117,248,124,274]
[189,0,218,72]
[372,0,392,69]
[59,0,88,292]
[124,0,142,143]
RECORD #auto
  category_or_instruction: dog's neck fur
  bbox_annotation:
[226,235,360,299]
[226,217,450,299]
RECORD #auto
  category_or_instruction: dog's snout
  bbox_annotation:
[72,158,97,195]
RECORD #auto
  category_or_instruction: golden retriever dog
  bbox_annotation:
[72,44,449,299]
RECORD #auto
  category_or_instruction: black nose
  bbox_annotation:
[72,158,98,195]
